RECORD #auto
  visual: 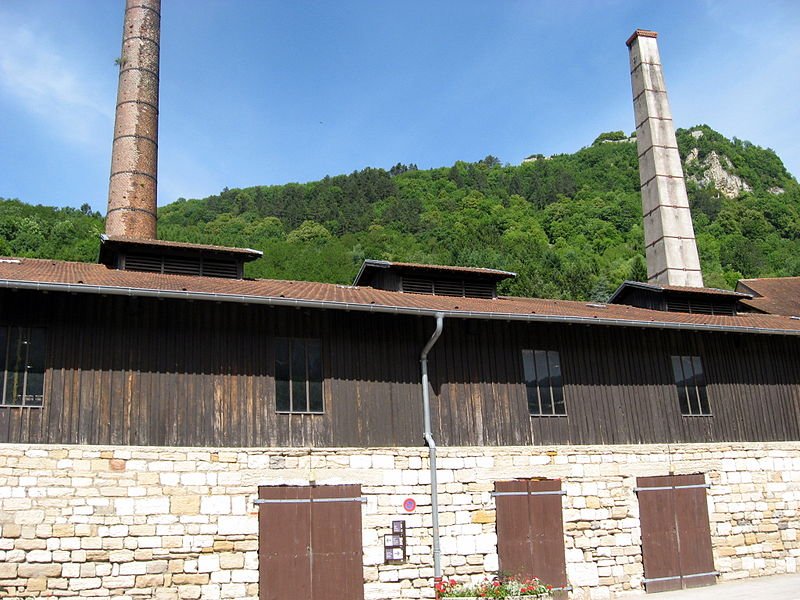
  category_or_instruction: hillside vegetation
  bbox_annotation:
[2,126,798,301]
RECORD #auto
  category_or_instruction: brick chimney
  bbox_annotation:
[627,29,703,287]
[106,0,160,240]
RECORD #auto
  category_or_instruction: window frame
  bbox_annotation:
[522,348,566,417]
[274,337,324,415]
[0,326,46,408]
[670,354,711,416]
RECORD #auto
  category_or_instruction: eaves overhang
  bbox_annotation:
[2,278,799,337]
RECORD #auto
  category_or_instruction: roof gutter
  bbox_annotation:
[1,278,798,337]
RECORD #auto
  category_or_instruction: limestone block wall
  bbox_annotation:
[0,443,798,600]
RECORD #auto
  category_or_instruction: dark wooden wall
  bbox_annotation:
[430,319,800,445]
[0,289,798,447]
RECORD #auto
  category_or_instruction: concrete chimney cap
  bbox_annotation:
[626,29,658,47]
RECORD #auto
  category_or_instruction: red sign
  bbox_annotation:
[403,498,416,512]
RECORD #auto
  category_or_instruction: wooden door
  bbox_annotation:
[495,479,568,598]
[637,474,716,592]
[258,484,364,600]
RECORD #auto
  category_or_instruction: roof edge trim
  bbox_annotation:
[1,278,798,337]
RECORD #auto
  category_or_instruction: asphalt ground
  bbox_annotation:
[617,572,800,599]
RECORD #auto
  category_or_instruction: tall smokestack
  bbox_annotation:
[627,30,703,288]
[106,0,160,240]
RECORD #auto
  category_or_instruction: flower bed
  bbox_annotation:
[435,575,552,599]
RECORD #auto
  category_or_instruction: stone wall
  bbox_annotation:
[0,442,798,599]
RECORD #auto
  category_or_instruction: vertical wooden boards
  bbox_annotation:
[0,288,799,448]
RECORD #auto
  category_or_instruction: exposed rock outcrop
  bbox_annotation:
[686,150,752,199]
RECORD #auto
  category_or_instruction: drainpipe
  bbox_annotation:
[420,313,444,579]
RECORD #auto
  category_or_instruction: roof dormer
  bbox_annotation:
[353,259,515,299]
[98,235,262,279]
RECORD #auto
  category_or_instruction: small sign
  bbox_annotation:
[384,519,407,564]
[384,534,403,547]
[384,545,405,562]
[403,498,416,512]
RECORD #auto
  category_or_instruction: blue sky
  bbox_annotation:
[1,1,798,212]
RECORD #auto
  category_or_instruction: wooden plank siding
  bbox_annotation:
[0,289,798,447]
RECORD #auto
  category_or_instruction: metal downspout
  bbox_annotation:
[420,313,444,579]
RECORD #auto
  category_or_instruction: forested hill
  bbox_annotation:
[2,125,799,301]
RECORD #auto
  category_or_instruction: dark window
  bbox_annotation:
[0,327,46,408]
[671,355,710,416]
[275,338,323,413]
[522,349,565,416]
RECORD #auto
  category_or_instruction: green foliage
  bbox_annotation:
[628,255,648,282]
[4,126,799,300]
[593,130,628,145]
[0,198,103,261]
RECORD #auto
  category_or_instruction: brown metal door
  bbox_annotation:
[310,484,364,600]
[495,479,568,598]
[637,476,681,593]
[258,486,312,600]
[496,480,532,576]
[258,484,364,600]
[673,474,716,589]
[636,474,716,593]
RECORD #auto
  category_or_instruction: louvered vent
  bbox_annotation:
[203,259,239,278]
[124,254,162,273]
[164,256,202,276]
[666,298,735,316]
[122,253,241,279]
[435,279,465,297]
[401,276,496,299]
[402,277,434,295]
[464,281,495,299]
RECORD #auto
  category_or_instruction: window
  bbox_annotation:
[275,338,323,413]
[671,355,710,416]
[0,327,46,408]
[522,349,565,416]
